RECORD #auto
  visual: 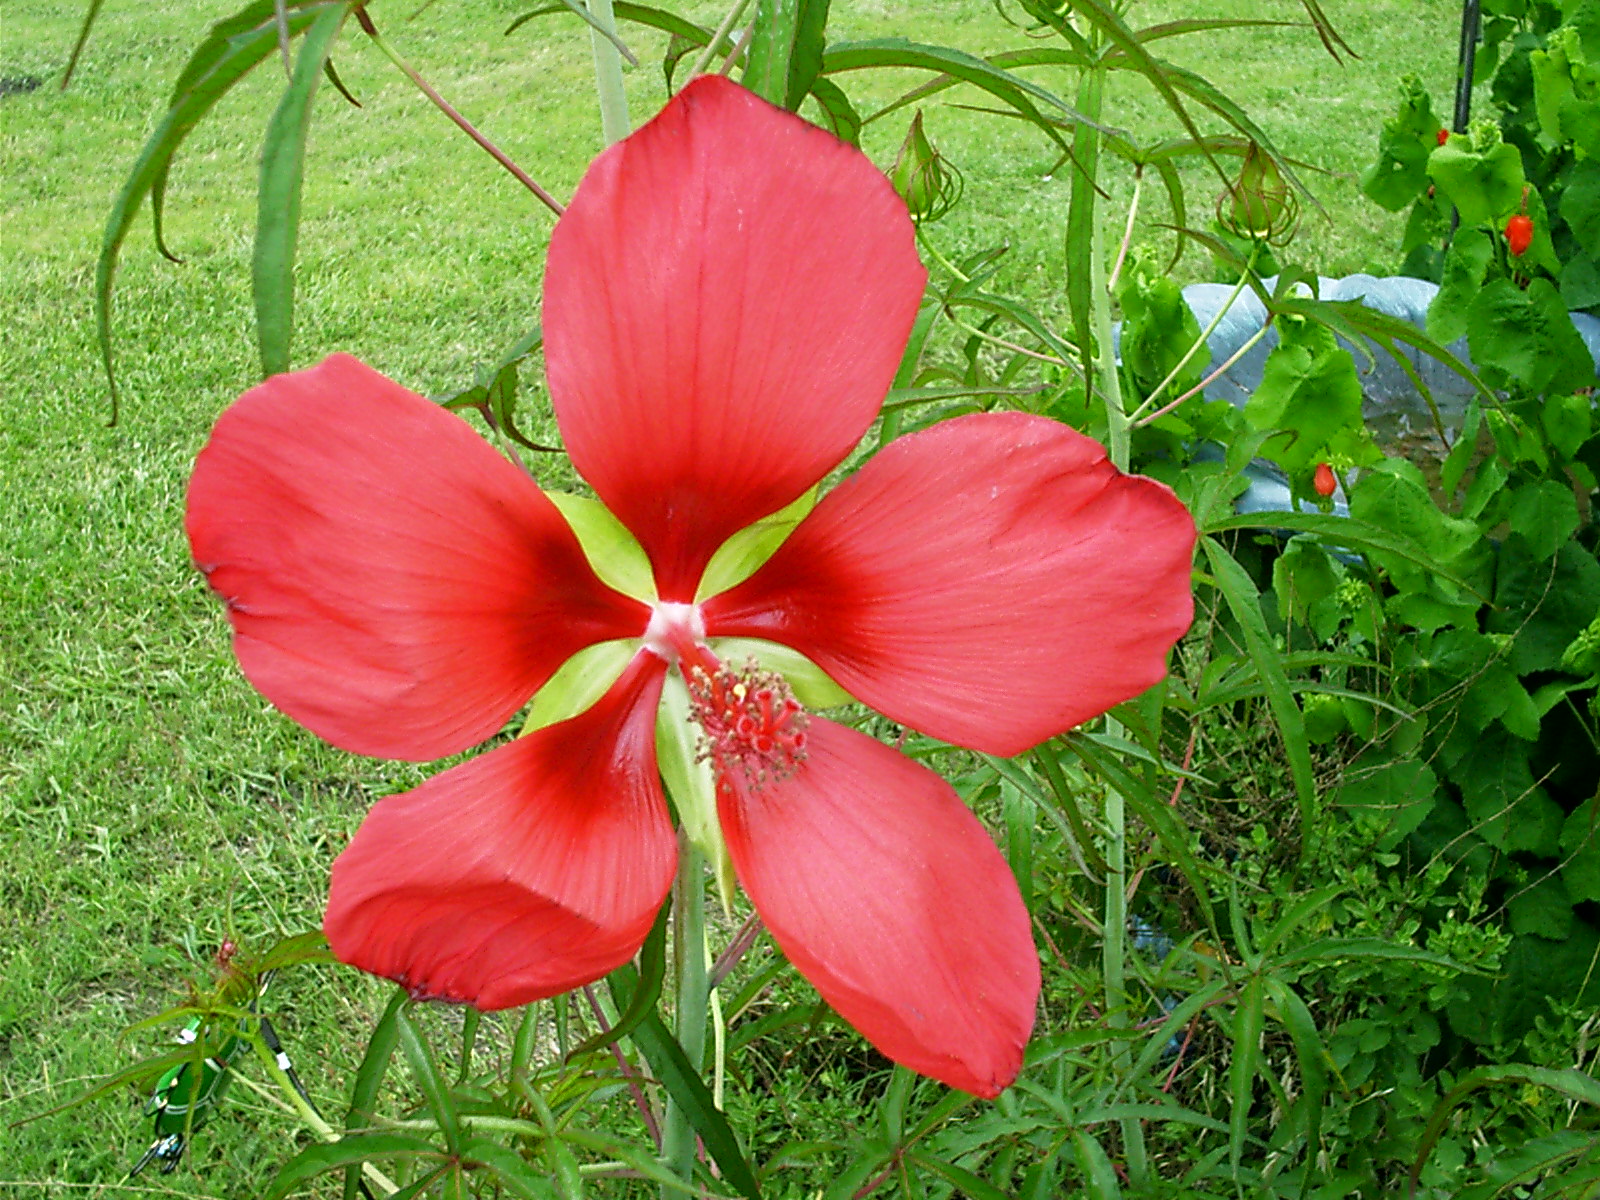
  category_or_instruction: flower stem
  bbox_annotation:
[661,836,710,1192]
[1074,56,1148,1186]
[356,12,564,216]
[685,0,754,82]
[586,0,631,145]
[1127,244,1260,426]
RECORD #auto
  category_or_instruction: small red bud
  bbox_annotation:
[1506,213,1533,257]
[1436,128,1449,146]
[1313,462,1338,497]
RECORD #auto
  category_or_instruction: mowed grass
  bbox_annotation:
[2,2,1458,1194]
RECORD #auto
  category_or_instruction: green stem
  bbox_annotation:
[1127,243,1259,425]
[685,0,754,81]
[356,12,564,216]
[586,0,631,145]
[1073,56,1147,1186]
[661,837,710,1191]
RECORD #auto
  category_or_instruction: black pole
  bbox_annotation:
[1453,0,1480,133]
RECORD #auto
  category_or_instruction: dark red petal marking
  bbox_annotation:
[324,653,675,1008]
[704,412,1197,756]
[186,354,648,762]
[543,75,926,601]
[718,717,1039,1097]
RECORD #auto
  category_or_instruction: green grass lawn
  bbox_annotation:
[2,1,1466,1193]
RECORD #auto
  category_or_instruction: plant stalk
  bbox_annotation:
[1075,56,1148,1186]
[587,0,631,145]
[357,13,564,215]
[661,837,710,1192]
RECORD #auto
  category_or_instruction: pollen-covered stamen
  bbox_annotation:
[683,651,809,790]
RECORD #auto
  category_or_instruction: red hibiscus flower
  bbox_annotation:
[186,77,1196,1098]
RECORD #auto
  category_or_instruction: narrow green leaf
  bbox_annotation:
[1262,977,1331,1165]
[566,903,669,1060]
[256,929,335,971]
[1071,1128,1123,1200]
[868,47,1092,123]
[265,1133,444,1200]
[907,1152,1012,1200]
[1411,1066,1600,1193]
[806,75,860,143]
[254,2,347,377]
[395,1007,462,1155]
[341,988,405,1200]
[1273,936,1465,974]
[1133,18,1299,44]
[96,0,335,415]
[822,39,1077,151]
[610,966,761,1199]
[744,0,831,110]
[1203,537,1318,854]
[1258,885,1343,957]
[1061,733,1222,943]
[456,1137,561,1199]
[1204,510,1482,600]
[1228,976,1265,1179]
[507,3,719,59]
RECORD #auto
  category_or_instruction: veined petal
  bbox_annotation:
[186,355,648,761]
[544,76,926,601]
[718,718,1039,1097]
[703,412,1197,756]
[324,653,674,1008]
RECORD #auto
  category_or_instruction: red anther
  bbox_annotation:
[685,651,810,789]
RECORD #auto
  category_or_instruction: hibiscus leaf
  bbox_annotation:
[262,1133,445,1200]
[806,74,860,144]
[822,39,1079,152]
[744,0,831,111]
[1201,538,1317,861]
[343,989,407,1197]
[1228,975,1266,1178]
[255,929,336,971]
[507,3,724,63]
[255,2,349,377]
[395,1006,463,1155]
[95,0,338,417]
[461,1136,562,1199]
[905,1152,1012,1200]
[611,965,761,1199]
[1056,734,1221,943]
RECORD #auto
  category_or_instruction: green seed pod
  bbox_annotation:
[1217,141,1299,245]
[890,111,963,223]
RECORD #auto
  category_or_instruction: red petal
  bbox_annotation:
[704,412,1196,755]
[718,718,1039,1096]
[544,76,926,601]
[324,653,674,1008]
[186,355,648,761]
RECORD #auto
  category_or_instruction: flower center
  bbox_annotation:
[644,602,808,789]
[685,657,809,789]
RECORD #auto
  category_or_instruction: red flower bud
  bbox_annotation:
[1506,213,1533,257]
[1436,128,1449,146]
[1313,462,1337,497]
